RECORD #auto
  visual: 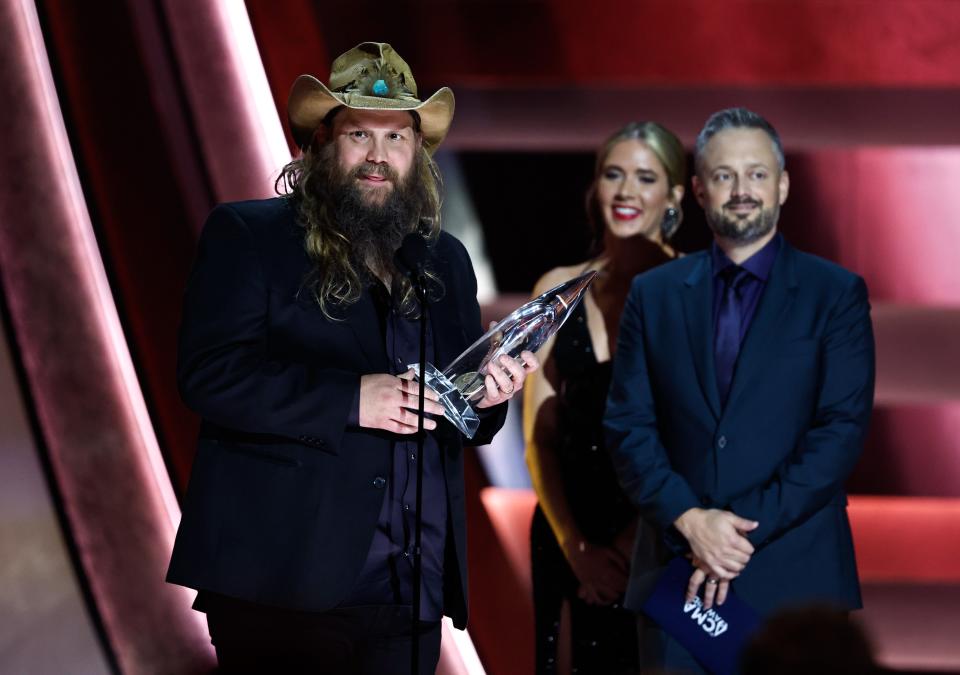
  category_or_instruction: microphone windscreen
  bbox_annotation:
[395,233,430,277]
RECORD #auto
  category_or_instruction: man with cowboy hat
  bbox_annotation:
[167,42,538,673]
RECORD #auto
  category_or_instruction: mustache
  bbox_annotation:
[351,162,400,183]
[724,196,762,208]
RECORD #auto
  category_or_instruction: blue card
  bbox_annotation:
[642,557,762,675]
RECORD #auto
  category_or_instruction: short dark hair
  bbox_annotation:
[694,107,784,174]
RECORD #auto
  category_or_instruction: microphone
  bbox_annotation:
[394,232,431,283]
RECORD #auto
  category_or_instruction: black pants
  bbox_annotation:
[207,603,441,674]
[639,615,706,675]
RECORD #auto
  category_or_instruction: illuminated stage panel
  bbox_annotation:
[444,87,960,152]
[247,1,960,122]
[849,496,960,583]
[850,148,960,305]
[481,488,539,596]
[161,0,289,202]
[0,0,211,670]
[860,583,960,673]
[783,148,960,305]
[873,305,960,404]
[538,0,960,87]
[853,497,960,671]
[851,404,960,498]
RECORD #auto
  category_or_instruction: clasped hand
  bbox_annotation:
[563,539,630,606]
[675,507,758,610]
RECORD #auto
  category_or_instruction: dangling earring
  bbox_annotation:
[661,206,679,239]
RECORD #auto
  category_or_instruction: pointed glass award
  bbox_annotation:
[411,270,597,438]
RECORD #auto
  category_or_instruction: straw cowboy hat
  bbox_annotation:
[287,42,455,154]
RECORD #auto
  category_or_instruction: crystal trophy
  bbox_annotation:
[411,270,597,438]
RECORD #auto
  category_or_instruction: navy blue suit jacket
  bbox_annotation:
[166,198,505,628]
[605,239,875,616]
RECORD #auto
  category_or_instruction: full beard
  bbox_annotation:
[322,149,424,282]
[706,197,779,245]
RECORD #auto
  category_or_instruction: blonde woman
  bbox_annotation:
[525,122,686,674]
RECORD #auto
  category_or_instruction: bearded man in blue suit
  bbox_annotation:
[604,108,875,672]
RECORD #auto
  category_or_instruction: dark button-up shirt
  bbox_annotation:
[342,283,447,621]
[711,233,781,345]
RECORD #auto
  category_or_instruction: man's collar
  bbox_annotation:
[711,233,781,281]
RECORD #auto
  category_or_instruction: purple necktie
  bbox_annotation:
[715,266,750,407]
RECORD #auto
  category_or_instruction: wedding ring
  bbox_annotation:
[501,385,514,395]
[707,578,719,585]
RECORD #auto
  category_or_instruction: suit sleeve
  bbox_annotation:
[177,204,357,451]
[605,278,701,538]
[729,275,875,548]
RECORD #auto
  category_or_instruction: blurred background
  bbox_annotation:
[2,0,959,672]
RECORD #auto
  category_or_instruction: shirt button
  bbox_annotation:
[590,445,598,452]
[410,453,416,462]
[372,477,386,488]
[718,435,727,449]
[404,503,411,511]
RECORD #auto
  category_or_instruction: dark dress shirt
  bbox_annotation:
[711,234,782,346]
[342,282,447,621]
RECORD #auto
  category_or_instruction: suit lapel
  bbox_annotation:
[342,290,390,372]
[339,238,467,375]
[682,254,722,420]
[723,241,799,414]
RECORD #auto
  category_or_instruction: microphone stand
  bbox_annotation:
[410,270,428,675]
[395,232,433,675]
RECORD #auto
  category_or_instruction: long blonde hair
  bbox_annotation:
[585,121,687,252]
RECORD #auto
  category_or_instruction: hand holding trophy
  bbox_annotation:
[411,271,597,438]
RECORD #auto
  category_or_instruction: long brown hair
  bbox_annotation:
[276,137,444,320]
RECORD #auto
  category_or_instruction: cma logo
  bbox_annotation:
[682,596,729,637]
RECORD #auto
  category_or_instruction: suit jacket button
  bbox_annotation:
[718,435,727,449]
[373,477,386,488]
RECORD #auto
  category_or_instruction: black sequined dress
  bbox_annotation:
[530,298,639,674]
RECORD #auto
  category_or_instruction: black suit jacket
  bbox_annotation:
[166,198,505,628]
[605,239,875,616]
